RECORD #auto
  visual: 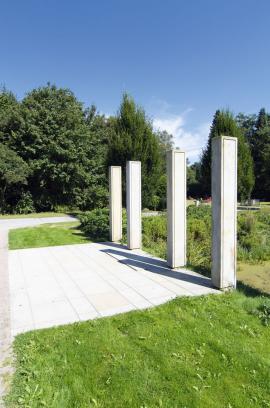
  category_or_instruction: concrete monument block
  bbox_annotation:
[211,136,238,289]
[167,150,186,268]
[126,161,141,249]
[109,166,122,242]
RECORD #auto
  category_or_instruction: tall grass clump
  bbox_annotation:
[237,211,270,262]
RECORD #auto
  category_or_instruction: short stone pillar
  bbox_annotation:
[126,161,141,249]
[109,166,122,242]
[211,136,238,289]
[167,150,186,268]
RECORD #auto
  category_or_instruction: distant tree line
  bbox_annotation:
[0,84,268,214]
[0,85,173,214]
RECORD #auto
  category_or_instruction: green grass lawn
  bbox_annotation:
[5,290,270,408]
[9,222,91,249]
[0,212,68,219]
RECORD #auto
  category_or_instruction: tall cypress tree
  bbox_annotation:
[200,110,254,200]
[256,108,269,130]
[107,93,162,208]
[200,110,220,195]
[250,108,270,198]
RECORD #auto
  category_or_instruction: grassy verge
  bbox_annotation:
[6,291,270,408]
[238,262,270,294]
[0,212,68,219]
[9,222,91,249]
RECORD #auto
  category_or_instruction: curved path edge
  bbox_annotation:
[0,215,76,406]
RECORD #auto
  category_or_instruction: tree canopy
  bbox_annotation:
[107,93,163,208]
[0,84,270,214]
[238,108,270,199]
[200,110,254,200]
[0,85,109,212]
[0,143,30,212]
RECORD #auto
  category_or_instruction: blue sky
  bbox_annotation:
[1,0,270,162]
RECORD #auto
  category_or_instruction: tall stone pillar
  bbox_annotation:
[109,166,122,242]
[211,136,238,289]
[167,150,186,268]
[126,161,141,249]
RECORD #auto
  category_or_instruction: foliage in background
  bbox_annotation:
[187,162,203,198]
[79,208,127,242]
[237,108,270,200]
[143,207,270,273]
[1,84,270,214]
[142,207,212,274]
[12,85,108,211]
[79,208,110,241]
[78,206,270,275]
[0,88,22,143]
[0,144,30,213]
[200,110,254,201]
[238,209,270,262]
[107,93,164,209]
[0,85,109,213]
[0,88,173,214]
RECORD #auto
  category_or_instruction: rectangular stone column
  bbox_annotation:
[126,161,141,249]
[109,166,122,242]
[211,136,238,289]
[167,150,186,268]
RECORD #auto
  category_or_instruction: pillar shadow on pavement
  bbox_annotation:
[98,242,216,290]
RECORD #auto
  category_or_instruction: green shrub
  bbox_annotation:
[79,208,127,242]
[237,211,270,262]
[79,208,110,241]
[78,206,270,271]
[142,215,167,258]
[255,302,270,326]
[141,206,270,274]
[186,206,211,273]
[141,209,212,273]
[14,192,35,214]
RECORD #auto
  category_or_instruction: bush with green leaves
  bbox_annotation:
[141,206,270,274]
[79,208,110,241]
[255,302,270,326]
[141,207,212,273]
[142,215,167,258]
[78,206,270,271]
[237,211,270,262]
[79,208,128,242]
[0,143,30,213]
[14,191,35,214]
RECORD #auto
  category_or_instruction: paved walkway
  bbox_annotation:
[0,216,75,404]
[0,215,76,231]
[1,215,220,403]
[9,242,220,336]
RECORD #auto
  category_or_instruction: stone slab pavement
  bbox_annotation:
[0,215,75,405]
[9,242,220,336]
[0,215,220,404]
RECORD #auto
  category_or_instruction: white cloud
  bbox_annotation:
[153,113,210,163]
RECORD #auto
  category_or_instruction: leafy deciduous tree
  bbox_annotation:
[11,84,108,210]
[0,144,30,212]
